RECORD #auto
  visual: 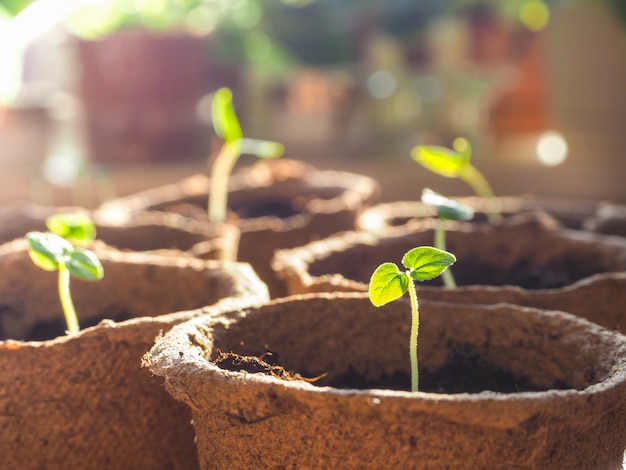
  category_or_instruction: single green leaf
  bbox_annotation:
[211,87,243,143]
[368,262,409,307]
[421,189,474,221]
[66,248,104,281]
[27,247,60,271]
[240,138,284,159]
[411,145,470,178]
[25,232,72,271]
[402,246,456,281]
[46,213,96,243]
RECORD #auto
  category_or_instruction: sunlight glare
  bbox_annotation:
[537,131,568,166]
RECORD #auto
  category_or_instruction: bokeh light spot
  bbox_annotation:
[519,0,550,32]
[537,131,568,166]
[367,70,397,99]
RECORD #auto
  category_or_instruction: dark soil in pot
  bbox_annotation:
[328,348,565,394]
[145,294,626,469]
[357,196,626,236]
[312,214,626,290]
[273,213,626,330]
[217,347,554,394]
[0,239,269,469]
[96,159,380,297]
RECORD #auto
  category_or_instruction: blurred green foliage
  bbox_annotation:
[0,0,32,16]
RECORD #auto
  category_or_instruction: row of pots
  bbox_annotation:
[0,159,379,469]
[2,158,626,468]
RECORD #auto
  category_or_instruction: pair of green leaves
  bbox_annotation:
[26,214,104,335]
[26,214,103,282]
[369,246,456,307]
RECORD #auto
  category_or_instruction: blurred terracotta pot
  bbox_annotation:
[97,159,380,296]
[273,213,626,329]
[0,239,269,469]
[75,29,241,163]
[145,294,626,469]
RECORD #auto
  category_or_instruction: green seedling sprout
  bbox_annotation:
[208,87,284,223]
[46,213,96,245]
[369,246,456,392]
[411,137,501,224]
[421,188,474,289]
[25,214,103,335]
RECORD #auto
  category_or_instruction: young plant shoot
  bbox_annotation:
[421,188,473,288]
[26,214,103,335]
[46,213,97,245]
[411,138,501,223]
[208,87,285,223]
[369,246,455,392]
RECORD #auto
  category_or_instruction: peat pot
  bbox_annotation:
[96,159,380,296]
[144,293,626,469]
[273,213,626,330]
[356,196,626,237]
[0,202,239,261]
[0,239,269,469]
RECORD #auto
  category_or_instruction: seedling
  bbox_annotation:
[208,87,284,223]
[26,214,103,335]
[421,188,473,288]
[411,138,501,223]
[369,246,456,392]
[46,213,96,245]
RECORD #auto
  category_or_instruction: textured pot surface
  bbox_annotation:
[0,239,269,469]
[273,213,626,328]
[356,196,626,236]
[97,159,380,296]
[146,294,626,469]
[418,272,626,331]
[0,202,240,262]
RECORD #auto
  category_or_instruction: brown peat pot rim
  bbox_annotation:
[147,292,626,406]
[0,238,267,342]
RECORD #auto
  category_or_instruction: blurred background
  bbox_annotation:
[0,0,625,207]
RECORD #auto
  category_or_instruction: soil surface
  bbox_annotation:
[2,311,133,342]
[230,200,299,219]
[214,348,573,394]
[446,255,576,290]
[165,199,300,221]
[330,349,553,394]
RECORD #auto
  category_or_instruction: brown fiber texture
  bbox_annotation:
[0,202,240,262]
[273,213,626,330]
[355,196,617,234]
[0,239,269,470]
[96,159,380,297]
[146,294,626,470]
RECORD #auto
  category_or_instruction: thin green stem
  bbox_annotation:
[460,164,502,224]
[208,141,242,224]
[58,264,80,334]
[407,273,420,392]
[435,220,456,288]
